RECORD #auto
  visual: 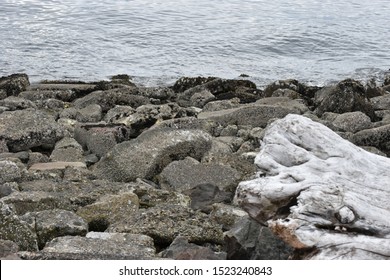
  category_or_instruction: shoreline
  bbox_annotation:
[1,72,390,260]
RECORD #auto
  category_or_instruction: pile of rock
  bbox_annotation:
[1,73,389,259]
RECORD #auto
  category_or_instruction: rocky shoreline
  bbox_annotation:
[1,73,390,260]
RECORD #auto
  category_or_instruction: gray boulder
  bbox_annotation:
[75,104,103,122]
[161,236,226,260]
[0,160,21,184]
[352,124,390,155]
[314,79,376,120]
[224,216,293,260]
[332,111,372,133]
[0,73,30,97]
[94,128,212,182]
[50,137,84,162]
[0,96,36,110]
[371,94,390,110]
[108,204,224,245]
[21,209,88,249]
[0,109,64,152]
[0,239,20,259]
[20,233,156,260]
[159,157,241,193]
[0,201,38,251]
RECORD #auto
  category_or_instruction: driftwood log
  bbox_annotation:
[235,114,390,259]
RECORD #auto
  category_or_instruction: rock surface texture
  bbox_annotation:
[236,114,390,260]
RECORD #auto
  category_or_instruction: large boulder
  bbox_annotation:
[236,114,390,259]
[314,79,376,120]
[352,124,390,155]
[0,109,64,152]
[19,233,156,260]
[0,201,38,251]
[0,73,30,97]
[93,128,212,182]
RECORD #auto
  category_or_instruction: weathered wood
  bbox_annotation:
[235,114,390,259]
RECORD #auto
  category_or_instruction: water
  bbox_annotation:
[1,0,389,86]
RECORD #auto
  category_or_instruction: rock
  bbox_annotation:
[269,88,302,99]
[21,209,88,249]
[172,76,217,93]
[371,94,390,110]
[202,98,241,112]
[0,160,21,184]
[50,137,84,162]
[189,90,215,108]
[20,233,156,260]
[0,201,38,251]
[94,128,212,182]
[76,192,139,232]
[263,79,305,97]
[73,88,149,112]
[0,139,8,153]
[224,216,293,260]
[158,157,241,193]
[352,124,390,155]
[332,111,372,133]
[74,123,131,158]
[198,100,306,128]
[104,105,135,123]
[161,236,226,260]
[29,161,86,171]
[0,73,30,97]
[76,104,103,122]
[0,183,17,198]
[0,109,64,152]
[0,96,36,110]
[209,203,248,231]
[108,204,224,246]
[0,239,20,259]
[314,79,376,120]
[236,114,390,259]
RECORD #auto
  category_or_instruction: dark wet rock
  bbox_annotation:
[0,96,36,110]
[76,192,139,232]
[0,73,30,97]
[352,124,390,155]
[224,216,293,260]
[161,236,226,260]
[332,111,372,133]
[0,239,20,259]
[20,233,156,260]
[73,88,149,112]
[108,204,224,246]
[21,209,88,249]
[50,137,84,162]
[371,94,390,110]
[137,86,175,102]
[263,79,305,97]
[172,76,217,93]
[75,104,103,122]
[0,201,38,251]
[365,78,384,98]
[314,79,376,120]
[198,99,307,128]
[0,109,64,152]
[159,157,241,193]
[94,128,212,182]
[74,122,131,158]
[0,160,21,184]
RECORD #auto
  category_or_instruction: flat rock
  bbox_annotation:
[236,114,390,259]
[50,137,84,162]
[29,161,86,171]
[20,233,156,260]
[94,128,212,182]
[0,109,64,152]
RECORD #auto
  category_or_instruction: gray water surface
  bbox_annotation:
[1,0,389,86]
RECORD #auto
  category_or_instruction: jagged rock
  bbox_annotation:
[74,123,131,158]
[0,160,21,184]
[0,109,64,152]
[0,201,38,251]
[21,209,88,249]
[108,204,224,246]
[76,192,139,232]
[161,236,226,260]
[0,96,36,110]
[332,111,372,133]
[198,99,307,128]
[352,124,390,155]
[172,76,217,93]
[0,73,30,97]
[224,216,293,260]
[94,128,212,182]
[314,79,376,120]
[73,88,149,112]
[0,239,20,259]
[20,233,156,260]
[50,137,84,162]
[236,114,390,259]
[159,157,241,193]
